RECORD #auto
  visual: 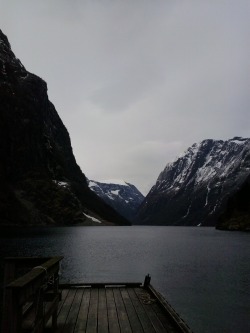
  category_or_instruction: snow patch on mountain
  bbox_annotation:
[88,179,144,221]
[53,180,69,188]
[136,137,250,226]
[101,179,129,186]
[111,190,120,196]
[84,213,102,224]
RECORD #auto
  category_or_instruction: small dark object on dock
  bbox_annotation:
[2,257,193,333]
[143,273,151,287]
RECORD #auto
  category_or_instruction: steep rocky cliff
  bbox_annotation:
[0,29,129,226]
[88,180,144,221]
[217,175,250,231]
[135,138,250,227]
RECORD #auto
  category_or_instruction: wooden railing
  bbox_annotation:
[2,256,63,333]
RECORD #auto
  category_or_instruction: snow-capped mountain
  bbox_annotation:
[89,180,144,221]
[135,137,250,226]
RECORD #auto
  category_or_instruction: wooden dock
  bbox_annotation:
[2,257,193,333]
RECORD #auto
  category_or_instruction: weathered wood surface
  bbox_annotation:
[44,286,193,333]
[2,258,193,333]
[2,256,63,333]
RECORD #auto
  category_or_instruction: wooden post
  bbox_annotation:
[3,290,22,333]
[34,286,45,332]
[143,274,151,288]
[52,272,59,330]
[2,260,17,333]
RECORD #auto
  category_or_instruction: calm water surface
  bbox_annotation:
[0,226,249,333]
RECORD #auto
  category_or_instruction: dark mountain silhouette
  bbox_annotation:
[217,174,250,231]
[0,29,129,226]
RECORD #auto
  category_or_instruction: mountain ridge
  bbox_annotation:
[89,180,144,221]
[135,137,250,228]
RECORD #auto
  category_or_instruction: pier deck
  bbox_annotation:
[45,284,191,333]
[2,257,192,333]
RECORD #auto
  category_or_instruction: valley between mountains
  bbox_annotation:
[1,29,249,230]
[89,139,250,231]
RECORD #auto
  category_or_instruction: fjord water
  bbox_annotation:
[0,226,249,333]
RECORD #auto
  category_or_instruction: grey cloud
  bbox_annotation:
[1,0,249,193]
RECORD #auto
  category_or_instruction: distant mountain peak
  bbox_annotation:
[89,180,144,221]
[99,179,130,186]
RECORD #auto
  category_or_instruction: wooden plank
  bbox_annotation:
[74,288,91,333]
[2,260,16,333]
[120,288,143,333]
[58,289,70,314]
[6,293,22,333]
[134,288,166,333]
[106,288,120,333]
[17,284,194,333]
[4,257,52,266]
[23,294,60,330]
[113,288,132,333]
[60,282,142,288]
[127,288,156,333]
[56,288,77,331]
[7,256,63,289]
[46,288,70,328]
[61,288,83,333]
[4,257,51,261]
[97,288,109,333]
[147,285,193,333]
[7,257,63,308]
[150,302,177,333]
[86,288,98,333]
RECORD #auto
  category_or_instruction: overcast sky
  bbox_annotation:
[1,0,249,194]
